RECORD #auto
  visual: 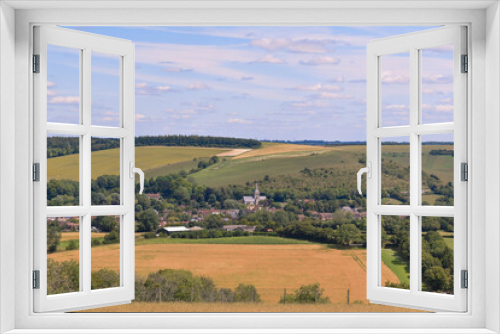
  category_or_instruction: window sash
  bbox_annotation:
[366,26,467,312]
[33,25,136,313]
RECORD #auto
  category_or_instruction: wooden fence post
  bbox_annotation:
[347,289,350,305]
[284,288,287,305]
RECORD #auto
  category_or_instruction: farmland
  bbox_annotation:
[47,146,229,181]
[47,140,454,311]
[50,242,400,305]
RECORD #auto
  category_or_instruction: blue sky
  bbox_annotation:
[47,26,454,141]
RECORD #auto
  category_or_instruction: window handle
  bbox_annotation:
[129,162,145,194]
[357,162,371,195]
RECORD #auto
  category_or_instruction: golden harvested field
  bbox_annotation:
[82,301,423,313]
[60,232,144,242]
[216,149,251,157]
[234,143,336,160]
[50,243,399,305]
[47,146,228,181]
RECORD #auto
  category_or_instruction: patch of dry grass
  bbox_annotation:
[234,143,335,160]
[50,244,400,305]
[81,301,423,313]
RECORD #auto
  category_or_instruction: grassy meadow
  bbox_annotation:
[47,146,229,181]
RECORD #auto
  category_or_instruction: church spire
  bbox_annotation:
[254,182,260,197]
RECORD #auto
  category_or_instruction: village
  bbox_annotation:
[48,184,367,236]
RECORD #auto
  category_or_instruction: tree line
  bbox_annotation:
[47,135,262,159]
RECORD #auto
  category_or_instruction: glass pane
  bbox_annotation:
[47,134,80,206]
[381,215,410,289]
[91,215,121,290]
[91,52,121,127]
[422,134,454,206]
[47,44,81,124]
[421,45,454,124]
[46,216,80,295]
[381,137,410,205]
[91,137,121,205]
[421,217,454,294]
[380,52,410,127]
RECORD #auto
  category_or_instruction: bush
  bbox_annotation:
[91,268,120,290]
[279,283,330,304]
[234,284,261,302]
[144,232,157,239]
[66,239,78,251]
[47,259,79,295]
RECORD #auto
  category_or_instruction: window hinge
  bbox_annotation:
[461,54,468,73]
[461,270,468,289]
[461,162,468,181]
[33,270,40,289]
[33,163,40,182]
[33,54,40,73]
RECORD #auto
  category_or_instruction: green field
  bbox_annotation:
[135,235,315,246]
[47,146,228,181]
[192,148,365,187]
[381,249,410,285]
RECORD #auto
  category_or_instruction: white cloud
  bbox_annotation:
[282,100,330,109]
[181,101,215,111]
[435,104,454,112]
[422,88,445,95]
[157,86,174,91]
[188,82,210,90]
[48,96,80,104]
[291,83,342,92]
[136,82,179,95]
[384,104,408,110]
[250,55,286,64]
[241,76,254,81]
[226,118,253,124]
[422,74,453,84]
[250,37,338,53]
[47,81,56,87]
[439,97,453,104]
[381,71,409,84]
[310,92,353,100]
[421,104,433,110]
[163,67,192,73]
[328,76,344,83]
[47,90,56,96]
[299,56,340,66]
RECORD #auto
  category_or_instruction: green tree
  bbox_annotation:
[47,221,62,253]
[137,209,159,232]
[335,224,361,246]
[234,284,261,302]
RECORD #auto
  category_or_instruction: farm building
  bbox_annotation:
[162,226,190,235]
[222,225,256,233]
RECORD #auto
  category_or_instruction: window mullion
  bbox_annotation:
[82,47,92,294]
[409,47,420,294]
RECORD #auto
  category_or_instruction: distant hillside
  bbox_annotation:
[47,135,261,158]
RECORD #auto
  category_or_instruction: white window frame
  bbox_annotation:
[1,2,499,333]
[366,26,467,312]
[33,26,136,312]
